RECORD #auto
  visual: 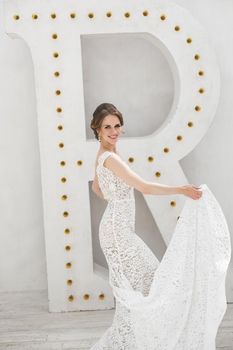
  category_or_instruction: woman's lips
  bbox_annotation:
[109,136,117,139]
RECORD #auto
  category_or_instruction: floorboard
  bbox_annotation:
[0,290,232,349]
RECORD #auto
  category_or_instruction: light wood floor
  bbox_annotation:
[0,290,232,349]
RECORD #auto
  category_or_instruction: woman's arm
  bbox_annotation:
[104,153,202,200]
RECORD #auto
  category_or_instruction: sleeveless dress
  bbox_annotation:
[90,150,231,350]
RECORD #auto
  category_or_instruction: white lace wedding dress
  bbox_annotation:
[91,150,231,350]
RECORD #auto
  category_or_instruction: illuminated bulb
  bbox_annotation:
[61,177,67,183]
[13,14,20,20]
[51,13,56,19]
[194,54,200,60]
[195,105,201,112]
[60,161,66,166]
[160,14,166,21]
[61,194,67,200]
[53,52,59,58]
[174,25,180,31]
[54,71,60,77]
[32,14,38,20]
[68,295,74,301]
[67,279,73,285]
[128,157,134,163]
[142,10,149,16]
[198,88,205,94]
[106,12,112,17]
[99,293,105,300]
[124,12,130,18]
[57,107,62,113]
[66,262,72,268]
[186,37,192,44]
[147,156,154,162]
[83,294,90,300]
[63,211,69,217]
[198,70,204,76]
[170,201,176,207]
[187,121,194,127]
[64,228,70,234]
[163,147,169,153]
[52,33,58,39]
[176,135,183,141]
[155,172,161,177]
[59,143,64,148]
[65,245,71,251]
[55,90,61,95]
[77,160,83,166]
[57,125,63,131]
[70,13,76,19]
[88,12,94,18]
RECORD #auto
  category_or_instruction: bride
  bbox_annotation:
[91,103,202,202]
[90,103,230,350]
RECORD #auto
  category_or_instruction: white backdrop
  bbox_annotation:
[0,0,232,304]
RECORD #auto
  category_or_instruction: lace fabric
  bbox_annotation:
[91,151,231,350]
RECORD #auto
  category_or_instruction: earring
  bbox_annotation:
[98,134,101,142]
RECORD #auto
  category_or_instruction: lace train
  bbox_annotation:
[91,151,231,349]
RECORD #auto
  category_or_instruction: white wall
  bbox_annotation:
[0,0,232,300]
[0,3,47,291]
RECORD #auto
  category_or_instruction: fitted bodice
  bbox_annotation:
[96,151,134,202]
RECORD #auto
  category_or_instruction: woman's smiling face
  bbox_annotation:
[98,115,122,144]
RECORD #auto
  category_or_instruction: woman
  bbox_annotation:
[90,103,230,349]
[91,103,202,202]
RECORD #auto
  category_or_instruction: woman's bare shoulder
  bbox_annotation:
[96,150,120,161]
[94,150,115,168]
[103,152,148,193]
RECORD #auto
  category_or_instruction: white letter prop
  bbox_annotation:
[4,0,220,311]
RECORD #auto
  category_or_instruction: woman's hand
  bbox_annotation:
[181,184,203,200]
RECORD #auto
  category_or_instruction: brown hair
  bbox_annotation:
[90,103,124,140]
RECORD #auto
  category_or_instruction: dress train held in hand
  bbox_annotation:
[90,151,231,350]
